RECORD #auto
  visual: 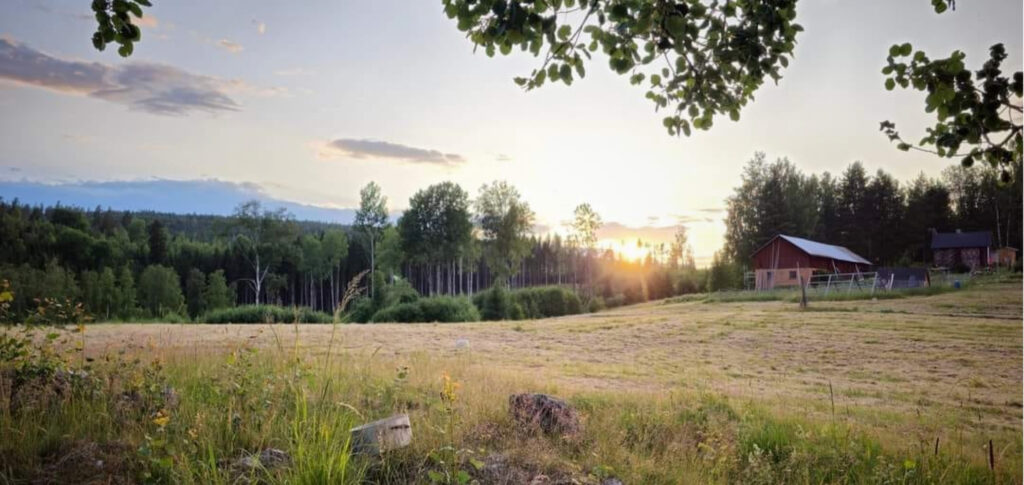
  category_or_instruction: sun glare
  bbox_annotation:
[601,239,652,262]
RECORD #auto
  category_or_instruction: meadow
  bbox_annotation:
[2,278,1021,484]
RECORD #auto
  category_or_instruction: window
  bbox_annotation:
[789,270,797,279]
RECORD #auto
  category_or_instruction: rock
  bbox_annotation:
[8,369,72,416]
[455,338,470,349]
[32,440,139,485]
[350,414,412,454]
[601,479,625,485]
[529,474,550,484]
[233,448,291,472]
[508,393,581,437]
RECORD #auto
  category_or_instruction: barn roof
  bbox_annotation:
[753,235,872,265]
[930,231,992,249]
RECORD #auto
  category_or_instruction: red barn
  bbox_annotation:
[751,235,871,290]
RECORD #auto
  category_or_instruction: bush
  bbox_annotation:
[346,297,377,324]
[198,305,332,324]
[370,296,479,323]
[604,294,626,309]
[586,296,606,313]
[473,285,513,321]
[473,285,582,320]
[382,279,420,307]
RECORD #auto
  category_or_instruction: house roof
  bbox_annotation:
[930,231,992,249]
[753,234,872,265]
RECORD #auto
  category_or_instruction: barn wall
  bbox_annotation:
[752,238,812,270]
[755,267,814,290]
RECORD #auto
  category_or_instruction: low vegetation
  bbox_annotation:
[199,305,333,324]
[1,278,1020,483]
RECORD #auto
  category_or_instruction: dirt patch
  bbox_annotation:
[31,440,140,485]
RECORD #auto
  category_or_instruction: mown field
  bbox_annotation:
[2,278,1021,484]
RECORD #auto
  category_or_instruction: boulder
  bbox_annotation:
[508,393,581,437]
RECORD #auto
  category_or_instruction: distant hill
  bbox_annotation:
[0,178,359,225]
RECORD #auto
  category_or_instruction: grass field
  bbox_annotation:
[2,278,1021,483]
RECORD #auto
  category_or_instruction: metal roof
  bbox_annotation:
[778,235,872,265]
[931,231,992,249]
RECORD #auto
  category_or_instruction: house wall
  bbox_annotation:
[996,248,1017,267]
[934,247,989,269]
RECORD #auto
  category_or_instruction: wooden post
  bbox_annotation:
[799,272,808,309]
[989,439,995,471]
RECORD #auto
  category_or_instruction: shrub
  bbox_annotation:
[473,285,513,321]
[586,296,606,313]
[474,285,582,320]
[346,297,377,324]
[382,279,420,307]
[604,294,626,308]
[370,296,479,323]
[198,305,331,324]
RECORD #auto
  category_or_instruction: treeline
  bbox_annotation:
[0,180,704,323]
[710,153,1022,289]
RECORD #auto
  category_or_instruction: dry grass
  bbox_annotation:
[79,281,1022,466]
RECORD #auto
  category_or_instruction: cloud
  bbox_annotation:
[320,138,466,165]
[697,207,725,213]
[0,38,241,115]
[217,39,243,54]
[252,19,266,35]
[135,15,159,28]
[495,153,512,162]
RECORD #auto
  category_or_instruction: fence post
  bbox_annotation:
[871,273,878,296]
[825,275,832,295]
[799,274,808,309]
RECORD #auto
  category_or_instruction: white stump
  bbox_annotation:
[350,414,412,454]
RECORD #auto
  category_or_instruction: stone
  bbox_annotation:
[508,393,581,437]
[350,414,413,454]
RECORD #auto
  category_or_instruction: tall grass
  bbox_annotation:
[1,332,1017,484]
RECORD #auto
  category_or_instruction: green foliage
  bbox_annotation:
[201,270,232,312]
[198,304,332,324]
[473,285,582,320]
[370,296,479,323]
[137,264,184,318]
[706,251,744,292]
[184,268,206,319]
[442,0,801,136]
[90,0,152,57]
[881,43,1022,176]
[474,181,534,283]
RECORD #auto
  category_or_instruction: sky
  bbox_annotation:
[0,0,1021,266]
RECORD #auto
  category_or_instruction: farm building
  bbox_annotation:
[931,231,992,269]
[751,235,871,290]
[994,247,1018,268]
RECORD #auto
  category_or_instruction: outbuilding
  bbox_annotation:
[931,231,992,270]
[751,235,871,290]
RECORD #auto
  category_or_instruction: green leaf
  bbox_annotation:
[456,470,471,484]
[885,78,896,91]
[426,470,444,483]
[557,25,572,41]
[889,44,901,57]
[899,43,912,56]
[729,109,739,121]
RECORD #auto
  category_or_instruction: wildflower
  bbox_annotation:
[152,409,170,428]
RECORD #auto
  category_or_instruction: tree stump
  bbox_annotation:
[350,414,412,454]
